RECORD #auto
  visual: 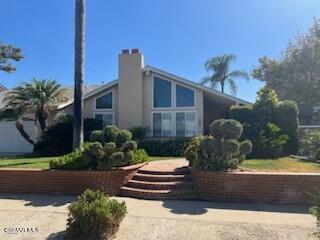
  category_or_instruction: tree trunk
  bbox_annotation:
[73,0,85,149]
[221,82,225,93]
[36,108,47,132]
[16,121,34,145]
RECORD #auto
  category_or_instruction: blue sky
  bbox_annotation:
[1,0,320,102]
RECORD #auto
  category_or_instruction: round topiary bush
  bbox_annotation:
[186,119,252,171]
[115,130,132,147]
[89,130,103,143]
[103,125,120,143]
[67,189,127,240]
[121,140,137,152]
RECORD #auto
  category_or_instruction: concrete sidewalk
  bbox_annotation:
[0,193,317,240]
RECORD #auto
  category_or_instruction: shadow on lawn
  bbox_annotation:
[162,199,310,215]
[0,193,76,207]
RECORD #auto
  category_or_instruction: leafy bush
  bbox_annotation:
[115,130,132,147]
[131,149,149,164]
[229,87,296,158]
[229,105,253,123]
[185,119,252,171]
[274,100,298,154]
[299,130,320,159]
[34,114,103,156]
[121,140,137,152]
[50,144,90,170]
[89,130,103,143]
[139,138,191,157]
[67,189,127,240]
[103,125,119,143]
[184,136,204,166]
[130,126,149,141]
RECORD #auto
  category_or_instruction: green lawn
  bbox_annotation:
[0,156,181,169]
[1,156,319,172]
[0,156,55,169]
[241,157,320,173]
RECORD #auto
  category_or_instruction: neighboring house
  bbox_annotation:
[0,83,7,92]
[298,104,320,127]
[60,49,250,137]
[0,85,101,155]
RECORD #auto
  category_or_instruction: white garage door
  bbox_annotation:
[0,121,36,155]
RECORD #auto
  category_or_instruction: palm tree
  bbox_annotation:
[201,54,249,95]
[4,78,65,133]
[73,0,86,149]
[0,107,34,145]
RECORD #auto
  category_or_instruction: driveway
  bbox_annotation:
[0,193,317,240]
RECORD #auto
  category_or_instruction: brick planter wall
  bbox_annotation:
[191,169,320,204]
[0,163,145,195]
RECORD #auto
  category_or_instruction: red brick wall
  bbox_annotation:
[191,169,320,204]
[0,163,145,195]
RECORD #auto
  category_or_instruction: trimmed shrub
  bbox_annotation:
[89,130,103,143]
[115,130,132,147]
[34,114,103,156]
[184,136,204,166]
[131,149,148,164]
[121,140,137,152]
[67,189,127,240]
[130,126,149,141]
[228,87,297,158]
[50,145,89,170]
[84,118,103,141]
[186,119,252,171]
[274,100,298,154]
[229,105,253,123]
[139,138,191,157]
[103,125,119,143]
[109,152,125,167]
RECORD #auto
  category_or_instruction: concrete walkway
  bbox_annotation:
[0,193,317,240]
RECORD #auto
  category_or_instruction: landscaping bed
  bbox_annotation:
[0,163,145,194]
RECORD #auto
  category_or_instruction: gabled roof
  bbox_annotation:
[0,83,7,91]
[58,80,118,109]
[58,66,251,109]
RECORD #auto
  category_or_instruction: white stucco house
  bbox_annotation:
[0,49,250,155]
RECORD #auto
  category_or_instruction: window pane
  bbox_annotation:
[162,112,172,137]
[153,113,161,137]
[176,85,195,107]
[153,77,171,108]
[95,114,103,121]
[96,92,112,109]
[176,112,185,137]
[95,113,113,128]
[104,114,113,126]
[185,112,196,137]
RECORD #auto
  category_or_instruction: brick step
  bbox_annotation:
[133,173,191,182]
[126,179,193,190]
[137,167,189,176]
[120,186,198,200]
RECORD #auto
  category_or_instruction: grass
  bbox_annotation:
[241,157,320,173]
[0,156,56,169]
[1,155,319,172]
[0,155,181,169]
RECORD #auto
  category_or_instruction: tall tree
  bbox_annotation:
[201,54,249,95]
[252,18,320,106]
[4,79,65,133]
[0,107,34,145]
[0,42,23,73]
[73,0,86,149]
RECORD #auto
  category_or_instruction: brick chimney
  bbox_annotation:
[118,49,144,129]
